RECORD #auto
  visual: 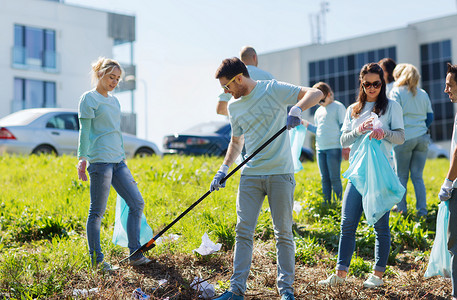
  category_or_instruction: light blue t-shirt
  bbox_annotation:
[313,100,346,150]
[389,86,433,140]
[342,100,404,164]
[218,65,275,102]
[228,80,300,175]
[78,90,125,163]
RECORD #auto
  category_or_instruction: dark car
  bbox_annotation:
[163,121,314,162]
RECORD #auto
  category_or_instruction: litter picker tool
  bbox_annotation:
[120,125,287,263]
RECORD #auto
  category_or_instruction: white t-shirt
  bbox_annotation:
[313,100,346,150]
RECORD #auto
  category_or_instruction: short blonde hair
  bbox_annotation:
[91,57,122,86]
[393,63,420,96]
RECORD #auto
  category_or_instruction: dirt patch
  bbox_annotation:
[57,241,452,299]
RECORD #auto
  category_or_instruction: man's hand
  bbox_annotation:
[287,106,302,130]
[439,178,454,201]
[77,159,88,181]
[210,164,229,192]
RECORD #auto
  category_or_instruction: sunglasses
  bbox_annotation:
[222,73,243,91]
[362,81,382,89]
[319,98,326,104]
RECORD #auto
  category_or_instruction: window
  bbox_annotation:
[308,46,397,111]
[420,40,452,141]
[13,24,57,70]
[46,114,79,131]
[13,78,56,112]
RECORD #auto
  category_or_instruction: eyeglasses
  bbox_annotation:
[362,81,382,89]
[319,97,326,104]
[222,73,243,91]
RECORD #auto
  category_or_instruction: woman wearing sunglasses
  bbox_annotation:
[390,63,433,217]
[318,63,405,288]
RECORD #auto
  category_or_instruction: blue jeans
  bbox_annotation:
[394,134,430,216]
[229,174,295,296]
[448,189,457,297]
[317,148,343,203]
[336,182,391,273]
[87,161,145,263]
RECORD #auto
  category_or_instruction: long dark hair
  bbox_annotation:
[351,63,389,118]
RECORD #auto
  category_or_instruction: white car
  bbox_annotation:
[427,142,449,159]
[0,108,161,157]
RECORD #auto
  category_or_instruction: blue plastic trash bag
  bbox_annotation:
[343,134,405,225]
[289,124,307,173]
[112,194,153,247]
[425,200,451,278]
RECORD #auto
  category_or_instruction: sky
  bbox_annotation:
[65,0,457,149]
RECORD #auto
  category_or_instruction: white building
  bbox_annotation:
[259,14,457,148]
[0,0,137,133]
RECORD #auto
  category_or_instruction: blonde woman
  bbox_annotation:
[77,57,151,270]
[390,63,434,217]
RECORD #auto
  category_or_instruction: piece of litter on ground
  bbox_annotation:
[193,232,222,256]
[191,276,215,299]
[156,233,180,245]
[293,201,303,214]
[73,288,99,297]
[132,287,150,299]
[158,279,168,286]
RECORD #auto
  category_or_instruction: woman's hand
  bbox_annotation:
[357,118,374,134]
[369,128,385,140]
[77,159,88,181]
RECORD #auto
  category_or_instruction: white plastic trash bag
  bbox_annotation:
[425,200,452,278]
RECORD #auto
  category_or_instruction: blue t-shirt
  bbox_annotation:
[78,90,125,163]
[228,80,300,175]
[218,65,275,102]
[389,86,433,140]
[342,100,404,165]
[313,100,346,150]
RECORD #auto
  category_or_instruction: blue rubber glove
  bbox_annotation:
[439,178,453,201]
[287,106,302,130]
[210,164,229,192]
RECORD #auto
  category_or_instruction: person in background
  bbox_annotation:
[216,46,274,116]
[379,58,397,97]
[318,63,404,288]
[438,63,457,300]
[210,57,323,300]
[390,63,434,217]
[303,82,346,203]
[77,57,151,270]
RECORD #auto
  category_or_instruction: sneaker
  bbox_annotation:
[129,256,152,266]
[363,274,383,288]
[281,292,295,300]
[318,274,345,286]
[97,261,113,272]
[213,291,244,300]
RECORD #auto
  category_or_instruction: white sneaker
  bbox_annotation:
[363,274,383,288]
[318,274,345,286]
[129,256,152,266]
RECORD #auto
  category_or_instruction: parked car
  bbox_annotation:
[427,142,449,159]
[163,121,314,162]
[0,108,161,157]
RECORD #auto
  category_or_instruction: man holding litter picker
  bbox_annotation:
[210,57,323,300]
